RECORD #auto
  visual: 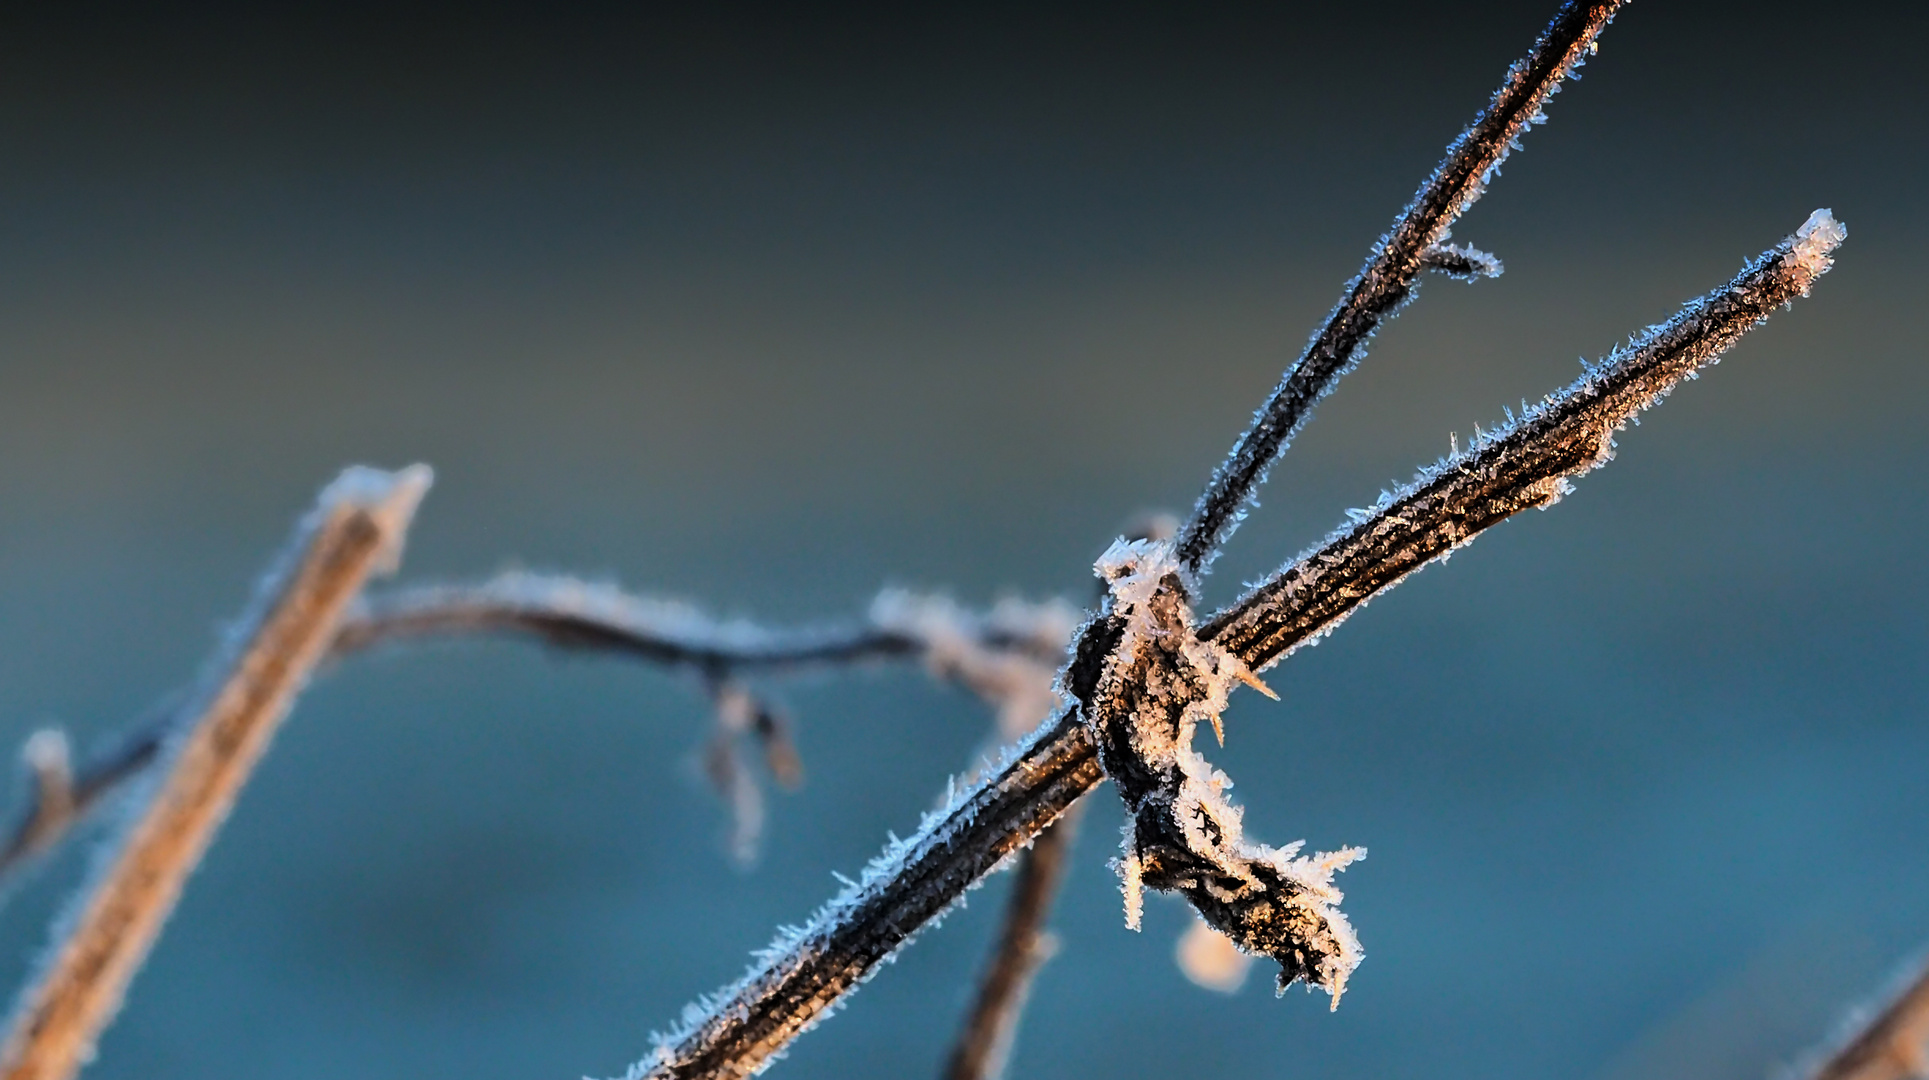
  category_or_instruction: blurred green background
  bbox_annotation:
[0,2,1921,1077]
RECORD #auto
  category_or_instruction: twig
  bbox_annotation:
[0,465,432,1080]
[0,577,1072,883]
[704,679,803,867]
[937,513,1170,1080]
[626,211,1841,1078]
[334,572,926,671]
[941,805,1082,1080]
[628,4,1629,1072]
[1201,210,1848,672]
[1806,952,1929,1080]
[0,706,179,884]
[1172,0,1622,579]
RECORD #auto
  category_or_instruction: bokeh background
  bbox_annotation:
[0,2,1921,1078]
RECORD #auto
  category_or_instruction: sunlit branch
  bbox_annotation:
[1201,211,1846,670]
[0,577,1074,882]
[625,210,1840,1079]
[0,465,432,1080]
[1173,0,1623,578]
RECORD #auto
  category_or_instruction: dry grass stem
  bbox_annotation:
[0,465,432,1080]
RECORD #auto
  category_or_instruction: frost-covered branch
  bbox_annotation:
[1173,0,1621,579]
[1079,537,1364,1004]
[941,807,1081,1080]
[0,715,170,885]
[627,210,1842,1079]
[629,709,1101,1080]
[0,576,1074,881]
[1201,210,1848,671]
[0,465,432,1080]
[938,517,1166,1080]
[1805,952,1929,1080]
[335,573,934,671]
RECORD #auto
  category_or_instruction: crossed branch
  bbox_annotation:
[0,2,1908,1080]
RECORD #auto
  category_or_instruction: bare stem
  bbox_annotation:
[335,573,925,671]
[0,465,432,1080]
[628,211,1841,1079]
[0,578,1073,885]
[941,803,1084,1080]
[1201,211,1846,670]
[1807,952,1929,1080]
[1173,0,1623,579]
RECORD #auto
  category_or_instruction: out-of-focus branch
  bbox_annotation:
[1807,953,1929,1080]
[0,576,1074,882]
[941,806,1082,1080]
[333,573,928,671]
[0,465,432,1080]
[625,211,1841,1079]
[1172,0,1622,579]
[937,513,1167,1080]
[1201,211,1847,670]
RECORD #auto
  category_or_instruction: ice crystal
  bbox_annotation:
[1079,538,1364,1006]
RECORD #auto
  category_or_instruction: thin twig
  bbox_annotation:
[0,577,1073,884]
[334,573,926,671]
[1806,952,1929,1080]
[941,804,1083,1080]
[1201,210,1848,671]
[626,211,1841,1079]
[937,515,1171,1080]
[1173,0,1622,579]
[0,465,431,1080]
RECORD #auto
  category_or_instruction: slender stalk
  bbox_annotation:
[630,710,1100,1080]
[1174,0,1622,579]
[1201,211,1847,670]
[941,804,1083,1080]
[0,580,1072,886]
[1808,953,1929,1080]
[626,211,1841,1079]
[0,465,432,1080]
[333,573,931,672]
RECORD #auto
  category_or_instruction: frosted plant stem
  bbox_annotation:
[1200,211,1847,670]
[1173,0,1622,579]
[628,212,1840,1080]
[332,573,939,671]
[0,580,1072,887]
[0,465,432,1080]
[632,710,1103,1080]
[941,802,1084,1080]
[1807,953,1929,1080]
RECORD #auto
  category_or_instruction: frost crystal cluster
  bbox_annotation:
[1073,538,1364,1004]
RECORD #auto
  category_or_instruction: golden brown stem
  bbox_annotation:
[0,465,431,1080]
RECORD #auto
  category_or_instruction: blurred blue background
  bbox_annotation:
[0,2,1921,1077]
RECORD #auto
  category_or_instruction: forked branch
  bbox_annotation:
[627,210,1842,1079]
[1173,0,1623,578]
[0,577,1074,882]
[0,465,432,1080]
[1203,210,1849,671]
